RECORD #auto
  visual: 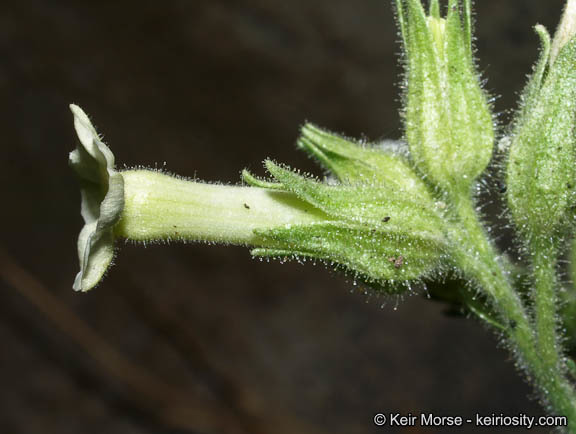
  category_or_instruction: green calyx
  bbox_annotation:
[397,0,494,191]
[507,32,576,237]
[244,125,449,289]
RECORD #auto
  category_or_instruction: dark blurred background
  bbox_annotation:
[0,1,568,433]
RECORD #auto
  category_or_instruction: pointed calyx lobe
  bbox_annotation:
[396,0,494,192]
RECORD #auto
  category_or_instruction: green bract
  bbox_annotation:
[397,0,494,192]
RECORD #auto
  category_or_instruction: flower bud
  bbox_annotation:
[397,0,494,191]
[507,33,576,237]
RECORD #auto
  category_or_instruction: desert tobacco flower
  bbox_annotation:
[69,106,448,292]
[69,105,325,291]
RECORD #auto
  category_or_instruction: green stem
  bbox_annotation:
[448,192,537,362]
[448,190,576,430]
[528,235,576,429]
[531,236,562,373]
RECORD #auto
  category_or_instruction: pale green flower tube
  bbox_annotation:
[116,170,327,244]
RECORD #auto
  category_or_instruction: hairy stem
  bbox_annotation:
[532,237,562,372]
[448,191,537,362]
[528,235,576,429]
[448,190,576,430]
